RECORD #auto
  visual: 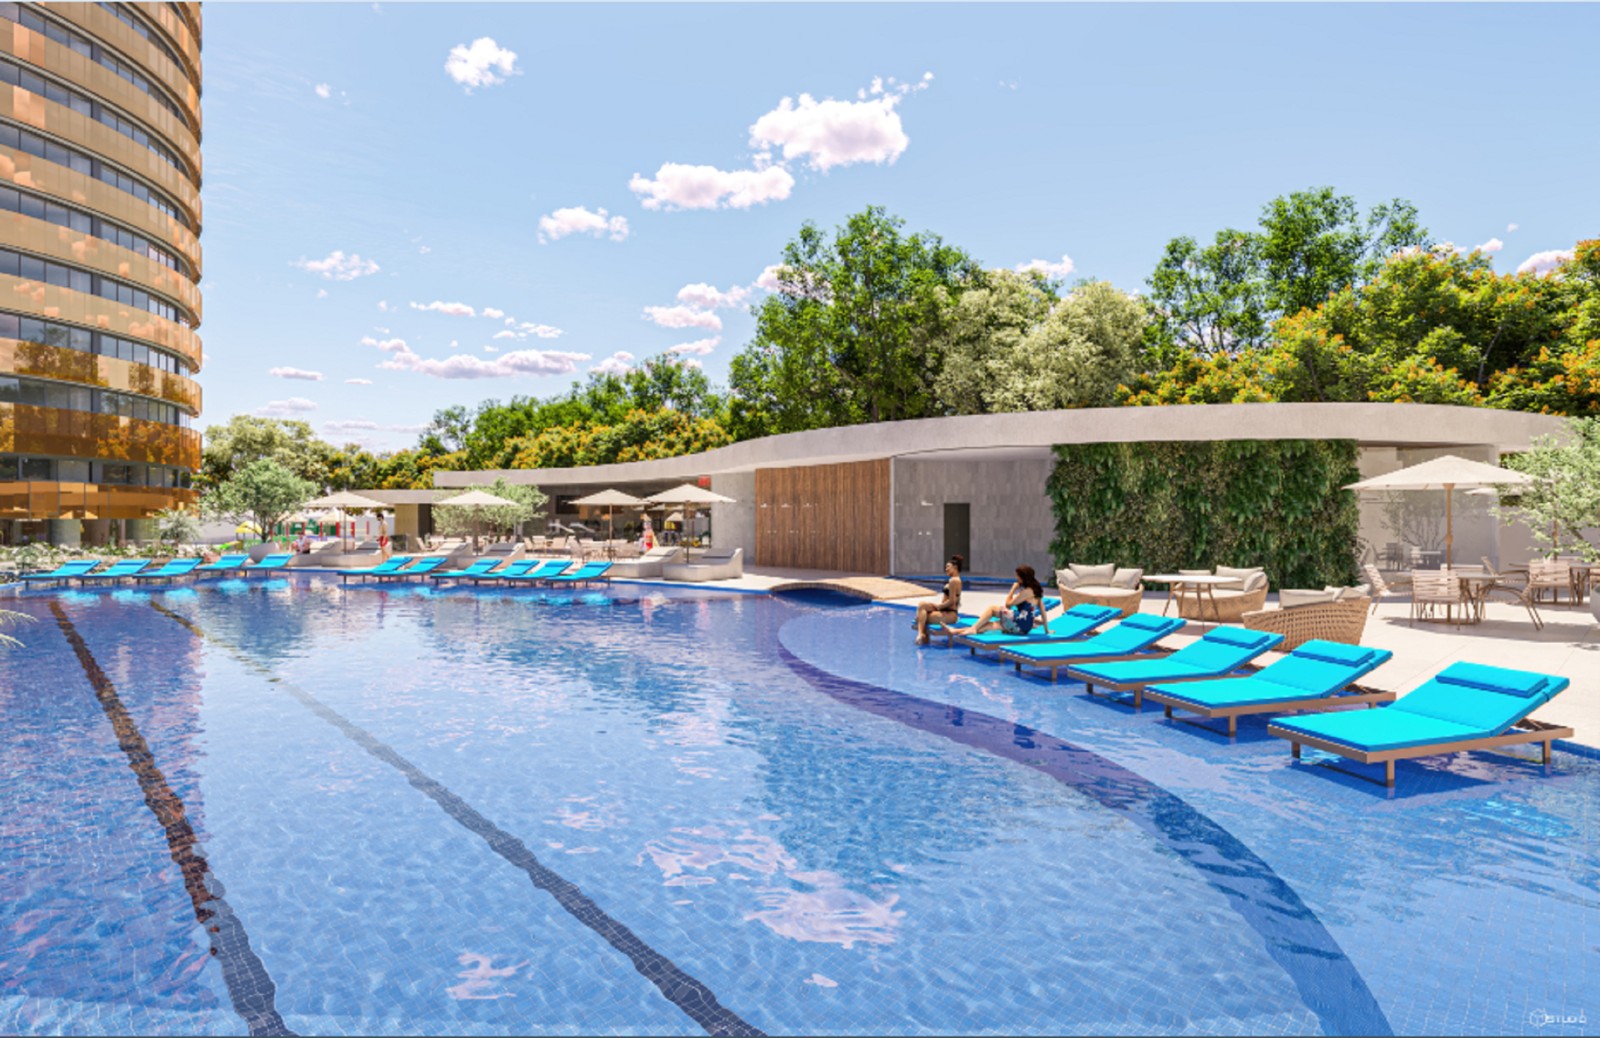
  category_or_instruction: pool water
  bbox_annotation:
[1,577,1595,1036]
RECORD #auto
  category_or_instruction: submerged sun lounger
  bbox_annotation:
[498,559,575,584]
[998,613,1188,682]
[1268,662,1574,787]
[76,559,151,584]
[468,558,548,584]
[338,555,415,582]
[544,561,612,586]
[195,553,249,574]
[1145,640,1395,736]
[955,603,1121,657]
[130,558,204,584]
[428,557,505,583]
[20,559,101,587]
[1065,626,1285,710]
[243,553,294,575]
[920,597,1064,648]
[370,557,447,582]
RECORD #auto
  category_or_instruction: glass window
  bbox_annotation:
[21,458,51,480]
[57,459,89,483]
[0,456,16,481]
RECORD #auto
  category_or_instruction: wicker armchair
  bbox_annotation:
[1059,584,1145,617]
[1241,597,1370,651]
[1176,585,1269,622]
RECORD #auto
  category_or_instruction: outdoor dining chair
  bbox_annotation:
[1409,570,1463,625]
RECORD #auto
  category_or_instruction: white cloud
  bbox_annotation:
[254,396,318,417]
[492,329,518,340]
[592,351,635,376]
[1015,254,1076,279]
[362,335,588,380]
[444,37,518,91]
[449,340,461,350]
[749,78,926,171]
[1507,223,1519,233]
[676,283,749,310]
[1474,237,1504,254]
[482,307,505,319]
[754,265,786,292]
[269,366,324,381]
[315,288,329,299]
[1516,249,1574,276]
[666,336,719,357]
[377,300,391,312]
[676,357,704,370]
[482,345,498,353]
[345,378,374,385]
[324,419,378,433]
[643,304,722,331]
[418,245,431,255]
[293,250,380,281]
[410,300,476,317]
[629,162,795,211]
[537,205,631,244]
[314,83,331,99]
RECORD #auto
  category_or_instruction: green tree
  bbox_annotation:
[1502,417,1600,559]
[730,206,984,434]
[420,404,473,454]
[200,415,340,491]
[204,459,315,541]
[153,507,200,548]
[433,479,548,540]
[1145,187,1430,360]
[933,275,1146,414]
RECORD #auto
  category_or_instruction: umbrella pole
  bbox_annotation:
[1445,483,1454,569]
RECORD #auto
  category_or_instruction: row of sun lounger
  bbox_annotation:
[17,553,616,589]
[927,602,1573,788]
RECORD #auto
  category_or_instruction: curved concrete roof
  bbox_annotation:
[434,402,1569,487]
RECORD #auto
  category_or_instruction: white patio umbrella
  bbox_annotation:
[436,489,519,551]
[572,489,645,557]
[305,490,387,549]
[645,483,735,548]
[1345,455,1533,568]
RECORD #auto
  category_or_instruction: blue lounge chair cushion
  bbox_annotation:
[23,560,100,580]
[550,562,610,581]
[1153,643,1392,706]
[1291,641,1380,668]
[1433,662,1550,698]
[250,554,293,568]
[962,604,1120,646]
[138,559,202,578]
[1154,677,1319,709]
[394,557,445,574]
[197,554,248,570]
[1004,615,1185,662]
[1273,665,1570,750]
[83,561,149,577]
[1273,709,1487,752]
[1075,627,1282,684]
[437,559,501,577]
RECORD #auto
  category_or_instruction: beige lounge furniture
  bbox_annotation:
[1409,570,1463,625]
[1170,566,1268,622]
[1527,560,1572,604]
[607,546,684,580]
[1054,564,1145,617]
[1361,563,1410,613]
[1242,591,1371,651]
[663,547,743,582]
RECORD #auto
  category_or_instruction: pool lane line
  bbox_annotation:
[777,643,1394,1038]
[150,601,765,1038]
[48,602,295,1038]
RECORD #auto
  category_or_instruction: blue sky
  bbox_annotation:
[200,2,1600,451]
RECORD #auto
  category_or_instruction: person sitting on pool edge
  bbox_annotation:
[953,565,1050,639]
[914,555,965,646]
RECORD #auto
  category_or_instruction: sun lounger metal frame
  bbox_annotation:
[1271,717,1573,787]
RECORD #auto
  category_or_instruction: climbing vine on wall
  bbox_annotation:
[1047,439,1362,589]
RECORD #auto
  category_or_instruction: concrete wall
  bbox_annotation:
[710,472,755,556]
[891,457,1056,578]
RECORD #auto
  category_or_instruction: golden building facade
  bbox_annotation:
[0,1,201,545]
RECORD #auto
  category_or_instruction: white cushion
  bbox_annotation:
[1110,567,1144,589]
[1070,563,1116,585]
[1055,568,1081,589]
[1281,589,1337,609]
[1179,568,1212,577]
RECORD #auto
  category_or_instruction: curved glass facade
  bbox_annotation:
[0,1,200,544]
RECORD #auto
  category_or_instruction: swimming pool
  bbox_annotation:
[2,576,1595,1036]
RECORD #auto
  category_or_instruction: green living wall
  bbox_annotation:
[1047,439,1362,590]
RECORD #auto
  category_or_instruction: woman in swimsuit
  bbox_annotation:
[914,555,965,646]
[955,565,1050,638]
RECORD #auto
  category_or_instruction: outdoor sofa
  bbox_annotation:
[663,547,743,582]
[1054,564,1145,616]
[1241,586,1371,649]
[607,545,684,580]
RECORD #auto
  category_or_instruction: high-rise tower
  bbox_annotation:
[0,2,201,546]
